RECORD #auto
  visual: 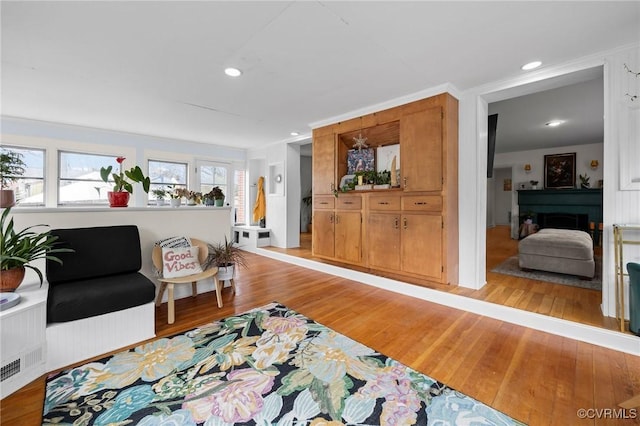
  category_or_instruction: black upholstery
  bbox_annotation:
[46,225,155,323]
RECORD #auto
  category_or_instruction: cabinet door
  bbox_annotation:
[368,213,400,270]
[313,133,336,195]
[400,107,443,192]
[312,210,334,258]
[335,211,361,263]
[401,214,442,279]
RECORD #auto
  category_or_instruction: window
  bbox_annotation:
[199,163,228,198]
[148,160,188,201]
[2,146,45,206]
[234,169,246,224]
[58,152,117,205]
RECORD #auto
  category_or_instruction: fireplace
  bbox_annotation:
[536,212,589,232]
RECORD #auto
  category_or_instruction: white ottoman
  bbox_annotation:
[518,228,595,278]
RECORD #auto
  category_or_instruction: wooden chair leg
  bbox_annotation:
[214,277,223,308]
[155,282,167,307]
[191,281,198,297]
[167,283,175,324]
[619,394,640,409]
[230,278,236,295]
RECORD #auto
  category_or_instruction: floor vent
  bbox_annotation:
[1,359,21,382]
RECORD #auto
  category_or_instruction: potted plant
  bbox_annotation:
[151,187,167,206]
[0,207,73,291]
[167,185,188,207]
[203,189,218,206]
[529,180,539,190]
[210,186,225,207]
[186,190,202,206]
[579,174,591,189]
[100,156,151,207]
[0,149,26,208]
[204,237,247,281]
[302,192,312,233]
[374,170,391,189]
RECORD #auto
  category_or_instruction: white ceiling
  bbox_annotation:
[1,1,638,150]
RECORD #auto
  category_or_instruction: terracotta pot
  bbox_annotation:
[0,267,26,292]
[107,191,130,207]
[0,189,16,208]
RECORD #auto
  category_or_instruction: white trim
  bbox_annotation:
[255,248,640,356]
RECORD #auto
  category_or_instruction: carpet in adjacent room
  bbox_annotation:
[491,255,601,290]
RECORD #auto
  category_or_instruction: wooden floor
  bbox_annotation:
[271,226,620,331]
[2,233,639,425]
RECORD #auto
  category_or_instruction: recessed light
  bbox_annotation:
[521,61,542,71]
[290,132,300,136]
[224,67,242,77]
[546,120,565,127]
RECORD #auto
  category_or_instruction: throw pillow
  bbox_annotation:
[161,246,203,278]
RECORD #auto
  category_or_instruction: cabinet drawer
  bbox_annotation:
[336,196,362,210]
[402,195,442,211]
[369,195,401,211]
[314,196,335,209]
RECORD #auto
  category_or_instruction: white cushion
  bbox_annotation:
[161,246,203,278]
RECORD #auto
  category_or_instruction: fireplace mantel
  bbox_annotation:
[517,188,603,237]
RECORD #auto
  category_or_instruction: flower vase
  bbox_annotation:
[107,191,130,207]
[170,198,181,208]
[214,197,224,207]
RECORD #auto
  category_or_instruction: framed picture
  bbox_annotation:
[347,148,374,174]
[544,152,576,189]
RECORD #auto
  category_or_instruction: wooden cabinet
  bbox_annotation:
[312,93,458,287]
[312,194,362,265]
[400,107,443,192]
[368,212,400,270]
[312,133,336,195]
[335,210,361,263]
[401,213,442,279]
[312,210,335,258]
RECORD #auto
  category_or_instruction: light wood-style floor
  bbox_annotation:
[2,233,638,425]
[271,226,620,332]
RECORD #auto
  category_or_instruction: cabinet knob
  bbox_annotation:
[403,177,407,188]
[379,201,389,205]
[335,215,340,224]
[329,214,334,224]
[394,217,399,229]
[344,201,353,204]
[403,217,408,230]
[415,202,427,205]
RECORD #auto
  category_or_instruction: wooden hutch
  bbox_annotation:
[311,93,459,287]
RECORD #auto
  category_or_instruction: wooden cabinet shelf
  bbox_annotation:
[311,93,458,287]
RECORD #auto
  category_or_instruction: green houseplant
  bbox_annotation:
[0,207,73,291]
[151,187,167,205]
[210,186,225,207]
[204,237,247,281]
[0,149,26,208]
[100,156,151,207]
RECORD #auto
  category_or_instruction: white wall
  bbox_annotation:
[494,143,604,193]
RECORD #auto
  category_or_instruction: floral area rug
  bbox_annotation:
[491,255,602,290]
[43,302,525,425]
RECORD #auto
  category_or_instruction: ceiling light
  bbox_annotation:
[290,132,300,136]
[224,67,242,77]
[521,61,542,71]
[546,120,565,127]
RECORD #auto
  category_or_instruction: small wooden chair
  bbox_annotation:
[152,238,220,324]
